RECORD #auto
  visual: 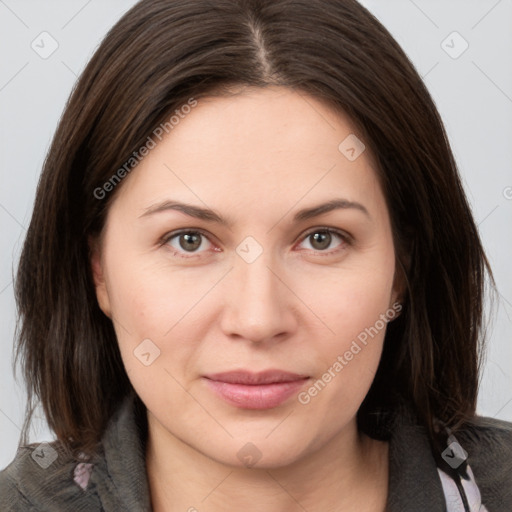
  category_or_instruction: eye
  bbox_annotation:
[296,227,350,254]
[161,229,216,258]
[160,227,351,259]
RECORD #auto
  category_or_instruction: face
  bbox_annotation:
[91,86,401,468]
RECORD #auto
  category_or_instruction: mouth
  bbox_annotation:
[202,369,311,409]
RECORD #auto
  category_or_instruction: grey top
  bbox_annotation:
[1,391,511,511]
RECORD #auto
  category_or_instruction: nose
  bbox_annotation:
[219,251,298,344]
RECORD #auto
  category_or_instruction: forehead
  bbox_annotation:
[109,86,385,221]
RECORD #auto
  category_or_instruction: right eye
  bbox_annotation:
[161,229,219,258]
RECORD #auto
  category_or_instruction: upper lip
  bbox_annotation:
[203,370,309,385]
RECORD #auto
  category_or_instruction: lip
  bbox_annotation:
[202,370,310,409]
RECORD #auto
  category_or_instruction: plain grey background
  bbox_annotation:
[1,0,511,469]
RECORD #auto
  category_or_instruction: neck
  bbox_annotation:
[145,412,389,512]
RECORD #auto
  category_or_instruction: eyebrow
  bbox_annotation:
[138,198,370,226]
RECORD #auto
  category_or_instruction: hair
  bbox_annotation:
[14,0,493,472]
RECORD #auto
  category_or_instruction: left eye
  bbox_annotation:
[296,228,348,253]
[161,228,348,258]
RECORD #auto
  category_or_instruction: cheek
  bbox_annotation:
[299,300,391,429]
[100,247,169,373]
[309,259,395,345]
[300,252,395,405]
[102,250,212,393]
[103,240,180,335]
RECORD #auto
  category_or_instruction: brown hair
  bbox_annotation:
[14,0,493,469]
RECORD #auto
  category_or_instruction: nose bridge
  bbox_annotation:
[220,237,295,342]
[234,242,281,311]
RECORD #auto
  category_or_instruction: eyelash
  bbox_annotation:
[159,227,352,259]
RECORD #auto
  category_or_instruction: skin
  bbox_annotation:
[91,85,402,512]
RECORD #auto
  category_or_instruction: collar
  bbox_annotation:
[88,391,447,511]
[88,390,152,511]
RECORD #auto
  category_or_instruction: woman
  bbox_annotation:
[1,0,511,510]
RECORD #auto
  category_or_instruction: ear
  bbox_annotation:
[88,235,112,319]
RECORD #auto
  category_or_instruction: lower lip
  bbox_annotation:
[203,378,310,409]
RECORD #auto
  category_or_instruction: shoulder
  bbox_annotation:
[0,449,35,511]
[455,416,512,510]
[0,442,102,511]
